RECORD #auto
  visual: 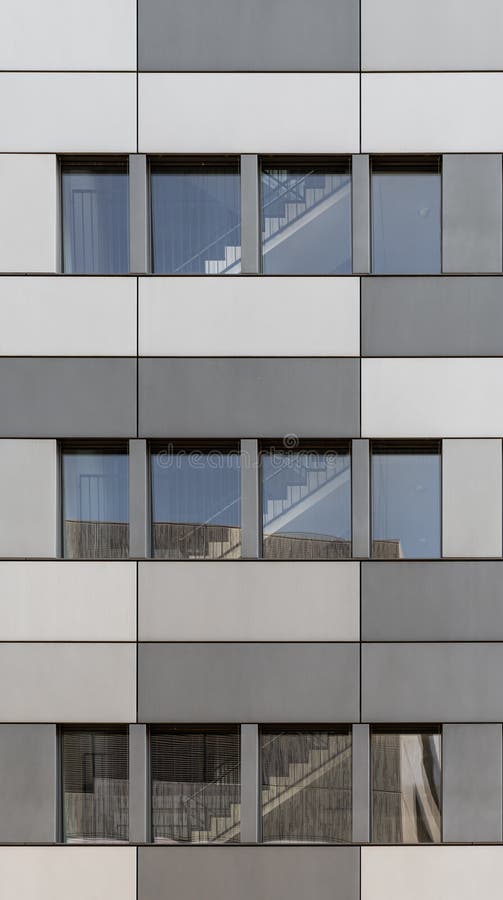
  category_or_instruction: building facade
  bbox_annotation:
[1,1,503,898]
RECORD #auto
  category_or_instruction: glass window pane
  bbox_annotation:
[62,164,129,273]
[151,446,241,559]
[62,446,129,559]
[151,729,241,844]
[261,161,352,274]
[371,442,441,559]
[262,447,351,559]
[371,165,441,274]
[151,162,241,274]
[261,730,352,843]
[371,730,441,843]
[62,727,129,843]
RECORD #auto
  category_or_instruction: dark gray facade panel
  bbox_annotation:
[352,155,370,274]
[352,439,370,558]
[138,0,359,71]
[362,277,503,357]
[139,846,360,900]
[361,561,503,642]
[129,155,150,274]
[362,643,503,722]
[240,155,260,275]
[0,359,136,437]
[139,359,360,438]
[138,643,359,723]
[240,724,259,842]
[442,155,503,274]
[129,439,149,558]
[129,724,148,843]
[443,724,502,842]
[352,724,370,843]
[0,725,56,842]
[240,439,260,558]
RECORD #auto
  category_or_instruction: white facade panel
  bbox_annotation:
[0,0,136,71]
[362,0,503,71]
[0,562,136,641]
[0,644,136,722]
[362,359,503,438]
[0,440,57,557]
[0,74,136,152]
[0,155,57,273]
[362,74,503,152]
[0,277,137,355]
[139,74,359,152]
[139,277,359,356]
[362,846,503,900]
[443,440,502,558]
[139,561,359,641]
[0,847,135,900]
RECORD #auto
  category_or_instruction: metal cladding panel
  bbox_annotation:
[442,155,503,273]
[443,725,503,842]
[0,726,56,842]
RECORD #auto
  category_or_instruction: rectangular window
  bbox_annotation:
[61,158,129,273]
[150,443,241,560]
[61,727,129,843]
[371,157,441,274]
[150,159,241,273]
[61,443,129,559]
[371,441,441,559]
[371,728,441,844]
[261,728,352,843]
[261,158,352,274]
[261,443,351,559]
[151,728,241,843]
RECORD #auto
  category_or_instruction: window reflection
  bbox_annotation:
[371,442,441,559]
[62,445,129,559]
[261,445,351,559]
[261,159,352,274]
[371,158,441,274]
[150,445,241,559]
[371,729,441,843]
[62,161,129,273]
[151,161,241,274]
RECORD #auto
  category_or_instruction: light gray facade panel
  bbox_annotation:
[352,155,370,274]
[0,359,136,437]
[240,155,260,275]
[443,724,502,842]
[0,725,56,842]
[138,0,359,71]
[138,643,360,723]
[352,439,370,558]
[129,725,148,843]
[139,358,360,438]
[362,643,503,722]
[442,155,503,274]
[138,846,360,900]
[362,277,503,357]
[129,155,149,274]
[361,561,503,642]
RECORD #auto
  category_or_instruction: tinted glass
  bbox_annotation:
[371,443,441,559]
[151,447,241,559]
[62,447,129,559]
[262,447,351,559]
[62,164,128,273]
[62,728,129,843]
[151,729,241,843]
[372,730,441,843]
[261,730,352,843]
[372,166,441,274]
[151,163,241,273]
[261,162,351,274]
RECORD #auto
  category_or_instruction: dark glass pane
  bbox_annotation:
[371,731,441,843]
[151,730,241,843]
[261,162,351,274]
[261,730,352,843]
[262,448,351,559]
[371,443,440,559]
[151,163,241,273]
[62,166,129,273]
[372,169,441,274]
[151,447,241,560]
[62,728,129,843]
[62,447,129,559]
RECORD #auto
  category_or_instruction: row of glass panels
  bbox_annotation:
[62,443,441,561]
[61,157,441,275]
[62,727,441,845]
